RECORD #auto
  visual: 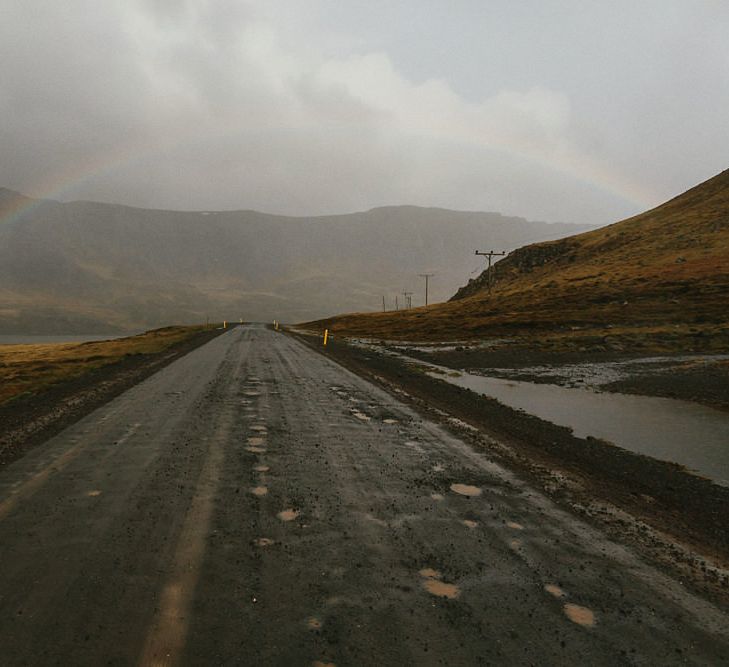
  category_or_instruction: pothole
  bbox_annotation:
[419,568,441,579]
[450,483,482,497]
[545,584,566,598]
[563,603,596,627]
[419,568,460,599]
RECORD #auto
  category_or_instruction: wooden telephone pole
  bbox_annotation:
[418,273,434,306]
[402,291,413,309]
[475,250,506,292]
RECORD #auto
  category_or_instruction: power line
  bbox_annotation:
[418,273,434,306]
[474,250,506,292]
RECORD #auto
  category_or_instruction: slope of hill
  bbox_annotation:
[306,169,729,348]
[0,189,591,333]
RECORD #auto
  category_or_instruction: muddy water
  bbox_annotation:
[435,369,729,486]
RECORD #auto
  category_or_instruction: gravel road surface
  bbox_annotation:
[0,325,727,665]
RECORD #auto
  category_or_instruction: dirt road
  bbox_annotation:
[0,325,727,665]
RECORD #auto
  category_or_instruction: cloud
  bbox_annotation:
[1,1,726,224]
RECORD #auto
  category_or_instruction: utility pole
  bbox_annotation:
[475,250,506,292]
[418,273,434,306]
[382,295,386,312]
[395,295,399,311]
[402,291,413,309]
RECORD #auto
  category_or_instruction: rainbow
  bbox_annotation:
[1,125,659,227]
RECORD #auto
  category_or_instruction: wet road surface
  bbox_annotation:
[0,325,727,665]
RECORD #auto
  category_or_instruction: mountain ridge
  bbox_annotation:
[0,189,592,334]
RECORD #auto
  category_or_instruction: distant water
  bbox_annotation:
[0,334,125,345]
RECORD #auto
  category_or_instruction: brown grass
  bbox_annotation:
[0,325,215,405]
[302,169,729,350]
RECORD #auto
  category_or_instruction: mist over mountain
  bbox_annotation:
[0,188,593,334]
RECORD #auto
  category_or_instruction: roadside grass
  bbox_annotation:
[0,325,217,406]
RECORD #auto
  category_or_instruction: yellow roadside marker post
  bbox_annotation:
[223,320,227,328]
[323,329,328,346]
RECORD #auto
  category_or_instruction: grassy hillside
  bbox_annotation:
[0,189,590,334]
[304,169,729,350]
[0,325,216,406]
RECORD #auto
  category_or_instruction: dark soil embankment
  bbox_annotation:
[0,327,228,469]
[290,331,729,595]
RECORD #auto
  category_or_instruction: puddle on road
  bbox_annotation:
[307,617,322,630]
[246,446,266,454]
[430,493,444,501]
[545,584,566,598]
[243,391,261,397]
[383,418,398,425]
[462,520,478,529]
[419,568,460,599]
[254,465,270,472]
[251,486,268,497]
[450,483,482,497]
[86,490,102,497]
[278,509,300,522]
[247,437,265,445]
[250,425,268,432]
[506,521,524,530]
[563,603,596,627]
[352,411,370,421]
[255,538,274,547]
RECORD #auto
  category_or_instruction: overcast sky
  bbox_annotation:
[1,1,727,224]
